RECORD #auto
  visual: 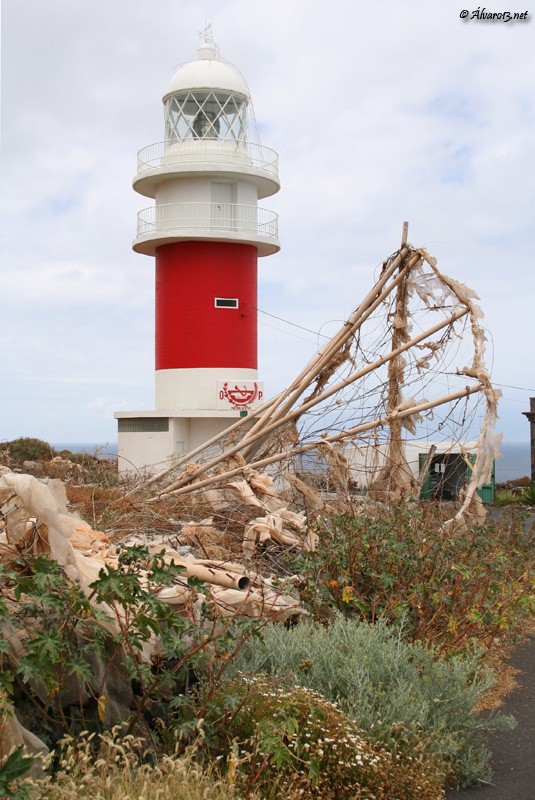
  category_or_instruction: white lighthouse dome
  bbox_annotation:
[163,41,249,101]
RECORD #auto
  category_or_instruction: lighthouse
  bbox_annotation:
[115,31,280,475]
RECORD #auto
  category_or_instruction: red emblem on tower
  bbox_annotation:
[219,381,263,410]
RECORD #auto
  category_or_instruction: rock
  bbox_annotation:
[174,545,197,558]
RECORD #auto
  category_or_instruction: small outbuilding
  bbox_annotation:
[345,441,495,503]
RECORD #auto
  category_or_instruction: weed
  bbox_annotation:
[494,483,535,506]
[522,483,535,505]
[17,729,253,800]
[296,506,535,653]
[494,490,523,507]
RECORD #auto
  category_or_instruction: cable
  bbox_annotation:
[491,382,535,393]
[244,303,331,339]
[257,319,319,345]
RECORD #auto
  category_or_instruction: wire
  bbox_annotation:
[491,382,535,393]
[254,300,535,396]
[257,319,319,345]
[244,303,331,339]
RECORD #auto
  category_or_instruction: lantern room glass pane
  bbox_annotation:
[164,91,248,142]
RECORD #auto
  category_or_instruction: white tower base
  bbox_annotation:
[155,367,258,410]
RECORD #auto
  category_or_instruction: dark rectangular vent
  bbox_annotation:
[215,297,238,308]
[118,418,169,433]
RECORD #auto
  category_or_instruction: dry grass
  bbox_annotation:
[24,731,253,800]
[65,487,277,565]
[65,484,214,543]
[474,620,535,711]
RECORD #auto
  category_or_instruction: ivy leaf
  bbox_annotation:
[90,566,142,604]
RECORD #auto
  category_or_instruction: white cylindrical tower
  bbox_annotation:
[115,33,280,474]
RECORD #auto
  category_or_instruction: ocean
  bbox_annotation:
[53,443,118,461]
[53,440,532,483]
[494,441,531,483]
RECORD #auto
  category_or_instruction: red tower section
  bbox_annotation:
[155,241,258,370]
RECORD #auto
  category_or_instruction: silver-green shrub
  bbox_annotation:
[228,615,514,786]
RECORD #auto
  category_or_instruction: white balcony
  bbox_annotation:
[133,139,280,199]
[133,201,280,257]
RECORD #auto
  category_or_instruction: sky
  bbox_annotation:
[1,0,534,447]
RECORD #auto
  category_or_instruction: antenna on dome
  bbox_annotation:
[199,22,214,44]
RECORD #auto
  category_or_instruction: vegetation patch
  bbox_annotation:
[493,485,535,506]
[297,506,535,653]
[1,438,55,464]
[201,676,446,799]
[9,730,249,800]
[1,463,533,797]
[228,616,514,787]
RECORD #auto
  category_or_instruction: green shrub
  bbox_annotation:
[228,616,514,786]
[297,507,534,653]
[522,483,535,504]
[203,675,446,799]
[2,438,55,463]
[0,547,260,748]
[493,490,523,507]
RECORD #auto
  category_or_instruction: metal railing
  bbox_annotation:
[136,202,279,241]
[136,139,279,180]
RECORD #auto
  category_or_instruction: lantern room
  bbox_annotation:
[163,40,249,143]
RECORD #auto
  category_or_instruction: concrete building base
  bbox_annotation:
[114,409,247,477]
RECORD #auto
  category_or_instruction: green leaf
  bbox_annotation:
[0,746,35,796]
[307,756,321,787]
[90,566,143,604]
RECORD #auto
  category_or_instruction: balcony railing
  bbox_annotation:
[136,139,279,181]
[136,202,279,242]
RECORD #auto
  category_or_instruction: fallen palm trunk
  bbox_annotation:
[368,237,412,501]
[139,234,499,535]
[154,384,484,500]
[150,300,469,501]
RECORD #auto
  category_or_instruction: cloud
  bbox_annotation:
[87,396,129,418]
[1,0,533,443]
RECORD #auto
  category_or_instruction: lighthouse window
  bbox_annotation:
[215,297,239,308]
